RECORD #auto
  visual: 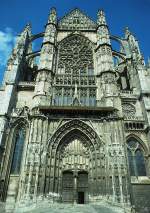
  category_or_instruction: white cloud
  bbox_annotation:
[0,27,16,66]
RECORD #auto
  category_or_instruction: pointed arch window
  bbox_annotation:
[127,138,146,176]
[10,128,26,174]
[53,34,96,107]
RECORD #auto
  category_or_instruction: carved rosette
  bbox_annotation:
[122,103,136,118]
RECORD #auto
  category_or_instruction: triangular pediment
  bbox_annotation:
[58,8,97,30]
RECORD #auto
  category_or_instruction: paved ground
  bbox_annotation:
[1,201,130,213]
[15,203,127,213]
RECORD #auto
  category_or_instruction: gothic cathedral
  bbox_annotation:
[0,8,150,213]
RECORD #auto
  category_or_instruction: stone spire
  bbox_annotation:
[124,27,131,39]
[97,9,111,46]
[4,24,31,84]
[96,9,113,75]
[125,27,141,59]
[38,7,57,70]
[97,9,106,25]
[48,7,57,25]
[10,23,31,62]
[34,8,57,106]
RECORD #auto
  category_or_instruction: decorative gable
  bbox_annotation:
[58,8,97,30]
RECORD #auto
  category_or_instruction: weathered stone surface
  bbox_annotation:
[0,7,150,213]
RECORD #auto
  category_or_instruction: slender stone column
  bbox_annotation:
[33,119,43,199]
[26,118,38,198]
[40,118,48,195]
[17,122,30,202]
[73,171,78,204]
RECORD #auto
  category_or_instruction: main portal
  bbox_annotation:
[62,170,88,204]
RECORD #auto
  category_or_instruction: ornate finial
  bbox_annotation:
[125,27,131,38]
[16,23,31,40]
[48,7,57,24]
[23,23,32,35]
[97,9,107,25]
[18,23,31,36]
[26,23,31,29]
[97,9,110,46]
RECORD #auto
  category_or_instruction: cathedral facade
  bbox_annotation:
[0,8,150,213]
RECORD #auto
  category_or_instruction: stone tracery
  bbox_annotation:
[58,34,94,75]
[0,7,150,213]
[53,34,96,106]
[122,103,136,118]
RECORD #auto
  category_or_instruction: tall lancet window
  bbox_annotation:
[127,138,146,176]
[11,128,26,174]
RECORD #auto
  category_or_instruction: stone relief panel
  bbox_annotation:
[61,139,90,171]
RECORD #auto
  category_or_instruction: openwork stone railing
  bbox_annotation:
[120,90,133,95]
[18,81,35,86]
[124,116,144,121]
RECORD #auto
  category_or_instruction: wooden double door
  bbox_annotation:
[62,171,88,204]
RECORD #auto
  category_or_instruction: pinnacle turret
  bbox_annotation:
[125,27,142,60]
[8,23,32,62]
[34,8,57,105]
[124,27,131,39]
[97,9,107,26]
[24,23,32,31]
[97,9,111,46]
[16,23,31,42]
[96,9,116,108]
[48,7,57,25]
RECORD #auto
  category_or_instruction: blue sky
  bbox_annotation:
[0,0,150,82]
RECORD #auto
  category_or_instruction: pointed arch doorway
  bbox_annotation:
[46,120,102,203]
[61,138,89,204]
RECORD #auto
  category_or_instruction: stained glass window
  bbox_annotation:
[11,128,25,174]
[127,149,135,176]
[53,34,96,107]
[58,35,94,75]
[127,138,146,176]
[135,149,146,176]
